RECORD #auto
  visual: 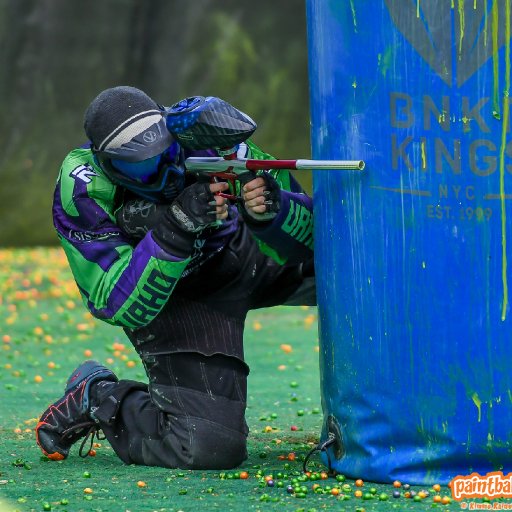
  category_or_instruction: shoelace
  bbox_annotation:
[60,422,106,458]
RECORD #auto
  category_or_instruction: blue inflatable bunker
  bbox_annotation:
[306,0,512,484]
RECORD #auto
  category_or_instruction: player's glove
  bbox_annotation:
[115,199,193,258]
[116,199,166,239]
[169,182,222,233]
[117,183,222,258]
[239,171,281,223]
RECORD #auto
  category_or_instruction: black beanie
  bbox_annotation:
[84,86,173,162]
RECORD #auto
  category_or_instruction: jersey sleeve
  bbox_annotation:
[240,141,314,265]
[53,149,191,328]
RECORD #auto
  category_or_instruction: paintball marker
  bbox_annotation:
[184,157,365,200]
[184,157,365,172]
[165,95,365,198]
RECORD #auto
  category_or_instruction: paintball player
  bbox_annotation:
[36,86,315,469]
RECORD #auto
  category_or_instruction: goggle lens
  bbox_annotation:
[111,154,162,182]
[110,142,182,183]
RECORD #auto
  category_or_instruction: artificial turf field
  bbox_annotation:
[0,248,462,512]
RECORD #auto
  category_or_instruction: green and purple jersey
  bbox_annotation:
[52,141,313,328]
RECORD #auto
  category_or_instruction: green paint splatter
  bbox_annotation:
[492,0,501,119]
[458,0,465,57]
[499,0,511,322]
[349,0,357,32]
[378,47,393,78]
[472,392,482,422]
[416,0,420,18]
[484,0,488,45]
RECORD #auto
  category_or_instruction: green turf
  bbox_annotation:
[0,248,460,511]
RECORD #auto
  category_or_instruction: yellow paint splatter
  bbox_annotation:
[472,392,482,422]
[500,0,511,322]
[416,0,420,18]
[457,0,465,57]
[421,139,427,169]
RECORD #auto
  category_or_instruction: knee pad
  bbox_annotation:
[151,386,249,469]
[184,418,248,470]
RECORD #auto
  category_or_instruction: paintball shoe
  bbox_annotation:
[36,360,117,460]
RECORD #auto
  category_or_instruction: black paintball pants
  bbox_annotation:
[92,221,315,469]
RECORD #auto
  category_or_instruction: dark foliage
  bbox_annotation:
[0,0,310,246]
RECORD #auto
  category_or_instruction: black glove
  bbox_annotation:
[169,182,221,233]
[117,184,222,258]
[116,198,196,258]
[239,171,281,224]
[116,199,167,239]
[154,182,225,257]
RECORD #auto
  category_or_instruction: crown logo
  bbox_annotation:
[385,0,511,87]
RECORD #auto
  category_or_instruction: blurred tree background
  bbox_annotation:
[0,0,311,247]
